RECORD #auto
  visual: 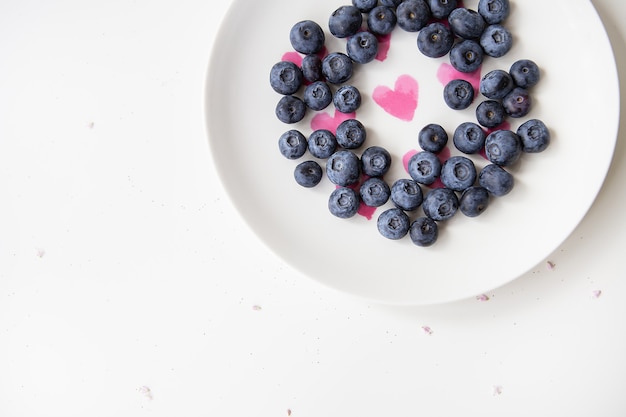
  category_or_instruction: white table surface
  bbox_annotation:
[1,1,625,416]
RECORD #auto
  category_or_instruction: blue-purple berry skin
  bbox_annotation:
[334,85,362,113]
[407,151,442,185]
[449,39,484,73]
[336,119,367,149]
[275,95,307,124]
[480,24,513,58]
[346,31,379,64]
[440,156,477,192]
[377,208,411,240]
[459,186,490,217]
[270,61,303,95]
[278,129,307,159]
[326,150,361,186]
[417,22,454,58]
[453,122,486,154]
[390,178,423,211]
[301,54,323,83]
[418,123,448,153]
[443,79,475,110]
[328,187,360,219]
[484,129,522,166]
[448,8,486,40]
[308,129,337,159]
[360,177,391,207]
[290,20,325,54]
[510,59,541,89]
[294,160,323,188]
[329,5,363,39]
[478,163,514,197]
[361,146,392,177]
[367,5,397,36]
[517,119,550,153]
[502,87,532,118]
[321,52,354,84]
[422,188,459,221]
[478,0,510,25]
[479,69,514,100]
[409,217,439,247]
[396,0,431,32]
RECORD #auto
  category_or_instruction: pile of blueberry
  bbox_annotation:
[269,0,551,247]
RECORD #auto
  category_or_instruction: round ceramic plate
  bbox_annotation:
[205,0,619,305]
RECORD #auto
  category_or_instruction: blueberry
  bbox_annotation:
[418,123,448,153]
[275,95,307,124]
[359,177,391,207]
[377,208,411,240]
[391,178,423,211]
[484,129,522,166]
[453,122,486,154]
[289,20,325,55]
[422,188,459,221]
[449,39,484,73]
[417,22,454,58]
[409,217,439,247]
[333,85,362,113]
[301,54,323,83]
[480,24,512,58]
[379,0,404,6]
[336,119,367,149]
[329,5,363,38]
[477,0,510,24]
[269,61,303,95]
[303,81,333,111]
[294,160,323,188]
[367,5,397,36]
[502,86,532,118]
[407,151,442,185]
[396,0,431,32]
[361,145,392,177]
[479,69,514,100]
[352,0,378,13]
[308,129,338,159]
[459,186,490,217]
[517,119,550,153]
[321,52,354,84]
[443,79,475,110]
[346,31,379,64]
[448,8,486,39]
[509,59,540,89]
[326,150,361,186]
[328,187,360,219]
[278,129,307,159]
[427,0,458,19]
[478,163,514,196]
[475,100,505,128]
[440,155,477,191]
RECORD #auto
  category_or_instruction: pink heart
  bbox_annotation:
[373,74,419,121]
[310,109,356,133]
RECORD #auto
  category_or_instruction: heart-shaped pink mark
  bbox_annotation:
[373,74,419,121]
[310,109,356,133]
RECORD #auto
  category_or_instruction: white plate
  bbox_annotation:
[205,0,619,305]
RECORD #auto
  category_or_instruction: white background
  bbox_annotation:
[1,0,625,416]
